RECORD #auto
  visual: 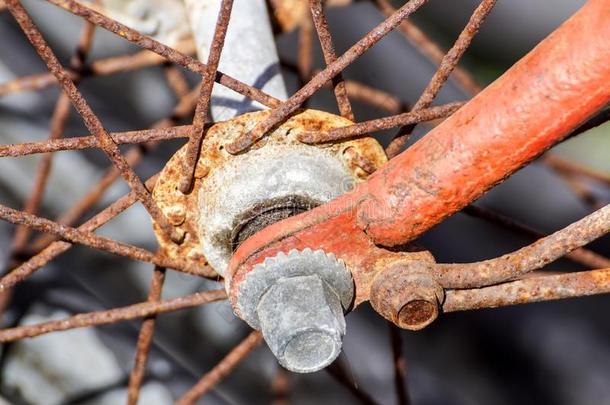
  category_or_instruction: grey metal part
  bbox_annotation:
[237,248,354,329]
[199,145,355,276]
[257,275,346,373]
[183,0,288,120]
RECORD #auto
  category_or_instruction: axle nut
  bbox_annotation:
[370,262,443,330]
[257,275,345,373]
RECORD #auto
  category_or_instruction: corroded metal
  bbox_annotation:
[152,109,386,276]
[228,0,610,318]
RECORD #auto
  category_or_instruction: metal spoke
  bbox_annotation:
[373,0,482,96]
[309,0,354,120]
[298,101,463,143]
[0,202,197,274]
[386,0,496,158]
[179,0,234,194]
[0,126,192,158]
[44,0,280,108]
[463,204,610,270]
[6,0,177,240]
[388,323,409,405]
[0,289,226,342]
[12,18,96,252]
[126,266,166,405]
[436,203,610,288]
[176,331,263,405]
[226,0,429,154]
[443,268,610,312]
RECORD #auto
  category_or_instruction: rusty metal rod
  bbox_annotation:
[298,101,463,143]
[0,126,192,158]
[45,0,280,108]
[0,289,226,342]
[126,266,166,405]
[176,331,263,405]
[463,204,610,270]
[0,202,194,275]
[309,0,354,120]
[435,203,610,288]
[443,268,610,312]
[6,0,177,240]
[179,0,233,194]
[386,0,496,157]
[226,0,428,153]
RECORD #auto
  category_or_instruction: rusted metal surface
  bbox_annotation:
[298,102,464,144]
[12,18,97,252]
[179,0,233,194]
[0,289,226,342]
[326,361,380,405]
[370,260,443,330]
[435,203,610,289]
[373,0,482,96]
[388,324,410,405]
[0,45,194,97]
[0,126,192,158]
[126,266,166,405]
[176,331,263,405]
[7,0,179,241]
[228,0,610,314]
[45,0,280,109]
[0,202,199,275]
[225,0,428,154]
[153,109,386,276]
[271,367,291,405]
[309,0,354,120]
[463,204,610,270]
[386,0,496,158]
[443,268,610,312]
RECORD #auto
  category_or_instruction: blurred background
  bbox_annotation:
[0,0,609,404]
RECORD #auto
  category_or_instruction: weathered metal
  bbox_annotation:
[152,108,386,276]
[228,0,610,322]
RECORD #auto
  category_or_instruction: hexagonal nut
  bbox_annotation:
[370,261,444,330]
[256,275,346,373]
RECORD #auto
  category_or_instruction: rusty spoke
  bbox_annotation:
[271,366,291,405]
[6,0,179,240]
[373,0,482,96]
[388,323,410,405]
[44,0,280,108]
[0,289,226,342]
[298,101,463,143]
[226,0,429,154]
[463,204,610,270]
[309,0,354,120]
[27,83,201,255]
[386,0,496,158]
[176,331,263,405]
[0,202,198,275]
[443,268,610,312]
[436,203,610,289]
[12,15,96,252]
[326,360,380,405]
[126,266,166,405]
[0,46,195,98]
[179,0,234,194]
[0,126,192,158]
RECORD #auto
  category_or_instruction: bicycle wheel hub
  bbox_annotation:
[152,109,386,372]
